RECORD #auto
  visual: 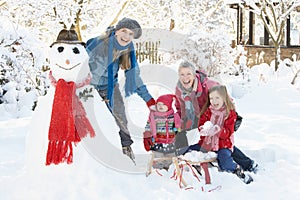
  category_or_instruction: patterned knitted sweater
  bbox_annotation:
[143,109,181,144]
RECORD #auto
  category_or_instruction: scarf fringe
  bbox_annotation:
[46,141,73,165]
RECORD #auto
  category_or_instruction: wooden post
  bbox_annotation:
[286,16,291,46]
[146,153,154,177]
[249,11,254,45]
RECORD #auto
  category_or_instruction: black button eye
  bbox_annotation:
[57,46,64,53]
[73,47,80,54]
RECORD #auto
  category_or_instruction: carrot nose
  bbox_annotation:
[66,59,70,65]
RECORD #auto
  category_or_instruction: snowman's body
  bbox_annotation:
[26,39,148,173]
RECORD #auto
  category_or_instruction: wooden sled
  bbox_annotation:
[146,153,173,177]
[177,157,217,185]
[146,152,217,187]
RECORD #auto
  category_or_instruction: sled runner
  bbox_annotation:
[146,152,217,187]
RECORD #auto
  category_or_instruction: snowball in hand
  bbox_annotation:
[202,121,213,130]
[199,121,214,136]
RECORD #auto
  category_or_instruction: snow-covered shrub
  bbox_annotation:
[0,18,49,117]
[287,55,300,88]
[153,29,238,77]
[183,30,237,76]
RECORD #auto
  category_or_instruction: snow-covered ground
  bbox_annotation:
[1,63,300,199]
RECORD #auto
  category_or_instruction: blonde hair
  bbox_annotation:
[101,29,132,70]
[116,49,131,70]
[200,85,235,117]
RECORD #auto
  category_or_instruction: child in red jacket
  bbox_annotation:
[197,85,253,184]
[143,94,181,170]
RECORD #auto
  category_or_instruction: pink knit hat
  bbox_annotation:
[156,94,176,111]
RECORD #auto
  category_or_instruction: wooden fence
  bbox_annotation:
[245,45,300,67]
[136,41,300,68]
[135,41,163,64]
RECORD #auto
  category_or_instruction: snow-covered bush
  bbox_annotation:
[182,30,237,76]
[287,55,300,88]
[144,29,238,77]
[0,18,49,117]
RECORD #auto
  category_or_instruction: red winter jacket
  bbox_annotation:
[198,109,237,151]
[175,71,219,130]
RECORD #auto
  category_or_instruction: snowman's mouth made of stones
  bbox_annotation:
[55,63,81,70]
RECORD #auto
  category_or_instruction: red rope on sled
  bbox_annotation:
[155,169,163,176]
[185,161,201,183]
[207,185,222,192]
[170,169,177,179]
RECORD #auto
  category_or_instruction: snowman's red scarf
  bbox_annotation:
[46,71,95,165]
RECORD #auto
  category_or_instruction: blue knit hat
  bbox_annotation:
[116,18,142,39]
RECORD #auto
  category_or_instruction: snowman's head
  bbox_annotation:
[49,30,90,83]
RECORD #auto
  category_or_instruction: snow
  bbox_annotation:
[1,2,300,198]
[201,121,214,130]
[179,151,217,163]
[1,62,300,199]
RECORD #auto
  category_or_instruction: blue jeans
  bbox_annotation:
[217,148,237,172]
[182,145,253,171]
[232,146,253,171]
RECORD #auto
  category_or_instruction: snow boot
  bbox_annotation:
[234,165,253,184]
[122,146,135,164]
[248,161,259,174]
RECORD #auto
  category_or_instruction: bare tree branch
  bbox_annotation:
[291,69,300,85]
[3,39,20,48]
[109,0,132,26]
[0,0,6,7]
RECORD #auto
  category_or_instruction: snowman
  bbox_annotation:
[26,29,148,173]
[44,29,99,165]
[25,29,96,166]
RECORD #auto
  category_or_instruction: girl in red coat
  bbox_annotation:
[197,85,253,184]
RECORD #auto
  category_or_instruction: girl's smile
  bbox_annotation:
[209,90,225,110]
[115,28,135,46]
